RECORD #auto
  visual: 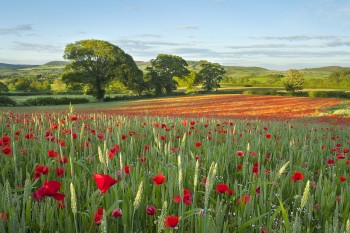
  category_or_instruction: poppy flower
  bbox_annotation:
[164,216,179,228]
[255,186,261,195]
[121,134,127,140]
[33,180,65,201]
[340,176,346,182]
[93,173,118,194]
[2,146,12,156]
[216,184,229,193]
[56,168,65,177]
[173,196,181,203]
[124,166,130,175]
[195,142,202,147]
[152,173,166,185]
[173,189,193,205]
[70,116,78,121]
[266,134,272,139]
[146,205,156,215]
[236,151,244,157]
[291,172,304,182]
[97,133,104,140]
[227,189,233,196]
[0,135,10,146]
[0,212,7,221]
[326,159,336,165]
[111,208,122,217]
[238,195,250,204]
[336,154,346,159]
[94,208,104,224]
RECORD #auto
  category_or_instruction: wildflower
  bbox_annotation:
[340,176,346,182]
[93,173,117,194]
[152,173,166,186]
[195,142,202,147]
[164,216,179,228]
[146,205,156,215]
[56,168,65,177]
[236,151,244,157]
[292,172,304,182]
[111,208,122,218]
[238,195,250,204]
[216,183,229,193]
[94,208,104,224]
[124,166,130,175]
[33,180,65,201]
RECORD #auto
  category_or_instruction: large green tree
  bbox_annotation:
[196,60,226,91]
[62,39,142,100]
[146,54,189,95]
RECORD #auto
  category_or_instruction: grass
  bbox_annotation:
[0,110,349,232]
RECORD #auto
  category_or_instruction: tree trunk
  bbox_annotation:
[96,88,105,102]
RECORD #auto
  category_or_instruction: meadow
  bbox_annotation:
[0,94,349,232]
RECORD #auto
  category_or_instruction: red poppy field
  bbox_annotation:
[99,94,350,124]
[0,95,350,232]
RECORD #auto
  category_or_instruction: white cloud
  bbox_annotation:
[0,24,33,36]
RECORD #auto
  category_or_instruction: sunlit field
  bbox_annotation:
[97,94,350,125]
[0,101,349,232]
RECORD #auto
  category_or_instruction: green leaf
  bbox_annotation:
[277,197,292,233]
[237,212,269,232]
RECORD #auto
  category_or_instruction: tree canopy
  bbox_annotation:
[146,54,189,95]
[283,69,305,93]
[196,61,226,91]
[62,39,142,100]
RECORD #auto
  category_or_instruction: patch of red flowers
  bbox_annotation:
[33,180,65,201]
[173,189,192,206]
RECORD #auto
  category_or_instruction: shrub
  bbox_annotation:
[23,97,89,106]
[0,96,17,106]
[308,91,350,99]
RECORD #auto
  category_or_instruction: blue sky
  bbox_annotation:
[0,0,349,70]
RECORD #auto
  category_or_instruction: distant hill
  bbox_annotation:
[0,63,38,70]
[43,61,69,66]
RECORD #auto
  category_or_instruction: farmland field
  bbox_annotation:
[0,94,349,232]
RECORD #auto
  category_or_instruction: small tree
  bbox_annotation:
[284,69,305,93]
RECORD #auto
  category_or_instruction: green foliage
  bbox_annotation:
[174,70,198,93]
[196,61,226,91]
[308,91,350,99]
[0,82,9,93]
[0,96,16,106]
[22,97,89,106]
[283,69,305,92]
[146,54,189,95]
[62,39,142,100]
